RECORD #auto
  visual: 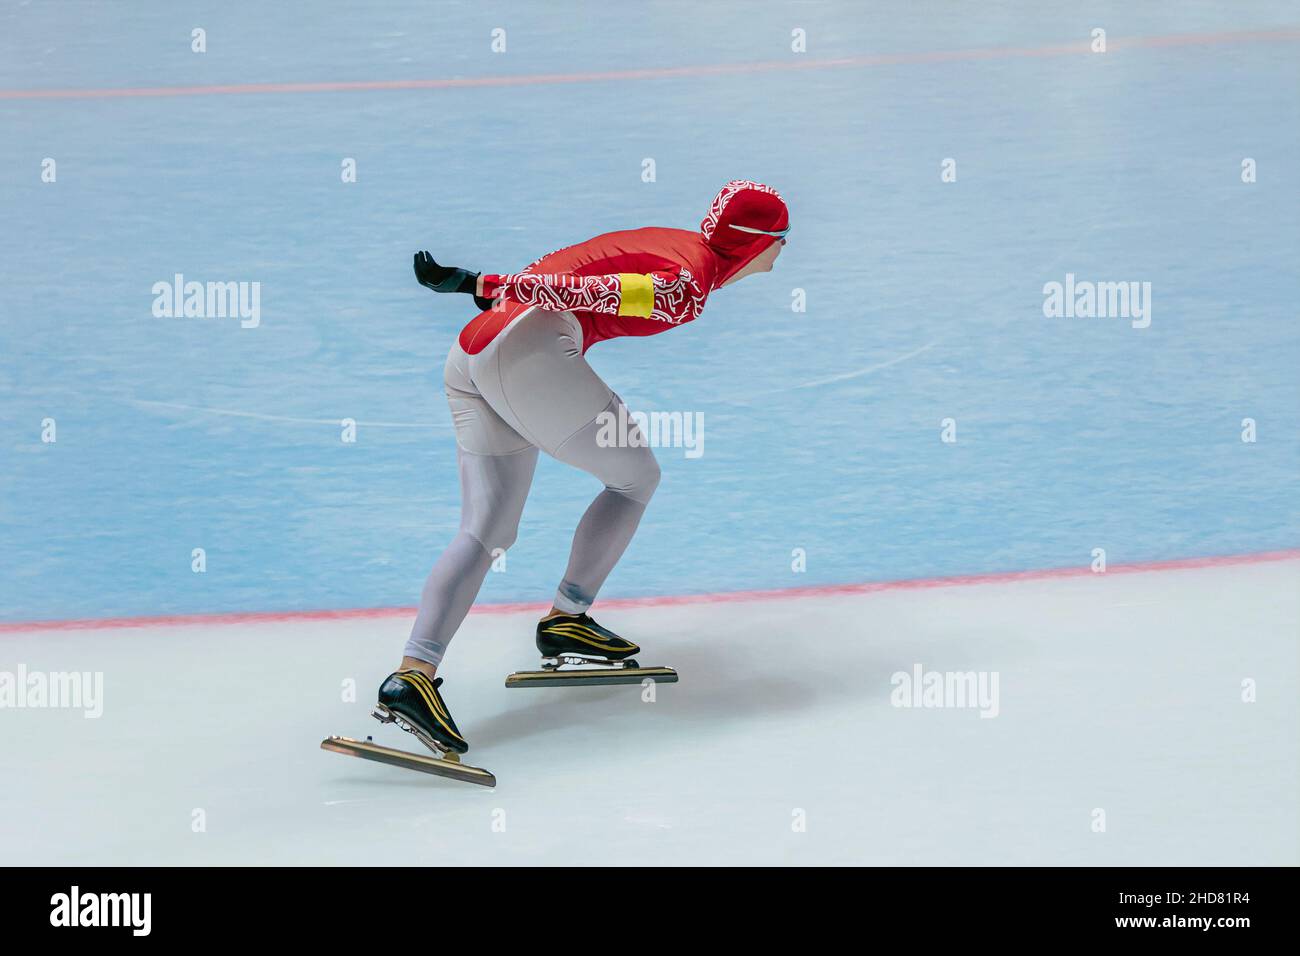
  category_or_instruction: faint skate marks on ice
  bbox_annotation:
[721,341,936,405]
[791,341,936,390]
[624,815,673,829]
[717,215,1105,406]
[127,397,450,429]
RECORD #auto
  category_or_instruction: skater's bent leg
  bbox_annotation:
[548,399,661,614]
[404,445,538,667]
[550,489,652,614]
[403,534,493,668]
[470,313,658,615]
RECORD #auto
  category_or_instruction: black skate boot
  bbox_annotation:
[535,612,640,663]
[320,670,495,787]
[505,613,678,688]
[372,670,468,755]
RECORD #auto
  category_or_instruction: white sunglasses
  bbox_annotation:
[728,223,790,238]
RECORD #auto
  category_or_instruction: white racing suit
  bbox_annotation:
[404,308,659,666]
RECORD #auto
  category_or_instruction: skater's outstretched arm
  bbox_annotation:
[478,268,708,325]
[413,250,708,324]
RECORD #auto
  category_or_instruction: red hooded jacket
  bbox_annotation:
[458,180,788,355]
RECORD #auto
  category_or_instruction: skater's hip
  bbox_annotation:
[444,308,614,455]
[444,307,580,388]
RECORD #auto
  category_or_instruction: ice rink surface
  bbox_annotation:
[1,2,1298,865]
[2,2,1298,620]
[2,557,1296,865]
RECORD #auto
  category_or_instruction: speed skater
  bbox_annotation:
[375,180,790,758]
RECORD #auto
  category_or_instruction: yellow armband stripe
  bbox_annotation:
[616,273,654,318]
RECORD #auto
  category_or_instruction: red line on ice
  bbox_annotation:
[3,548,1297,635]
[2,29,1298,101]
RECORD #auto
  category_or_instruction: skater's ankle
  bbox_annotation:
[539,607,578,622]
[399,656,438,680]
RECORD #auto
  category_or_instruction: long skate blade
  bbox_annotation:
[320,736,496,788]
[505,665,678,688]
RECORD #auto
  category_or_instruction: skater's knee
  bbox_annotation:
[605,450,659,504]
[487,525,520,554]
[640,455,662,498]
[463,512,522,554]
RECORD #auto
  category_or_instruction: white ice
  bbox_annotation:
[1,559,1296,865]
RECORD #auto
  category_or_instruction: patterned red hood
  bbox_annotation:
[699,180,790,287]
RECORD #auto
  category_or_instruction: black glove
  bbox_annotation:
[413,251,497,311]
[413,251,478,293]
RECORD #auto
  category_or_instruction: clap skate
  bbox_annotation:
[505,613,678,688]
[321,670,495,787]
